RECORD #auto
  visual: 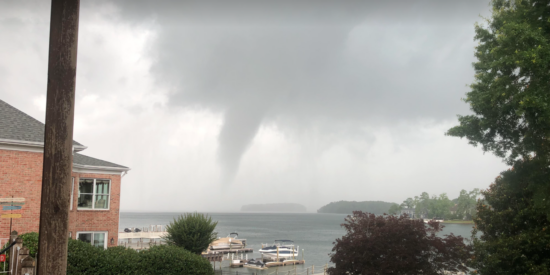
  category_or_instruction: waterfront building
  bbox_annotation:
[400,208,416,219]
[0,99,130,248]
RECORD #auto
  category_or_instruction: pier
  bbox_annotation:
[209,248,253,254]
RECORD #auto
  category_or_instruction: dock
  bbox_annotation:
[228,259,305,268]
[265,260,305,267]
[208,248,253,254]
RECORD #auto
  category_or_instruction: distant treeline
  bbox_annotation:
[241,203,307,212]
[317,201,396,214]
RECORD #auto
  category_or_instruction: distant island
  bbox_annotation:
[317,200,396,214]
[241,203,307,212]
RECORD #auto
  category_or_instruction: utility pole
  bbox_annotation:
[37,0,80,274]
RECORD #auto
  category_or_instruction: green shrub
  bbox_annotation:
[138,245,214,275]
[67,238,107,274]
[103,246,141,275]
[164,213,218,254]
[2,232,214,274]
[20,232,39,258]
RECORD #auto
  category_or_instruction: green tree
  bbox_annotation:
[447,0,550,165]
[446,0,550,211]
[400,197,415,209]
[415,192,431,218]
[446,1,550,273]
[163,213,218,254]
[456,189,480,220]
[431,193,453,219]
[469,160,550,274]
[388,203,402,215]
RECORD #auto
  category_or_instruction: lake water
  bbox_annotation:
[120,212,474,274]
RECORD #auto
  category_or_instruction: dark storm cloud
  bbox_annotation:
[98,0,492,181]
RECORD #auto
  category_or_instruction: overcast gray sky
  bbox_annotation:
[0,1,507,212]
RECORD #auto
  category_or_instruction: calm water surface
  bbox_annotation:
[120,212,474,274]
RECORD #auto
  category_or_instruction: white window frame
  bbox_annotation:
[76,231,108,249]
[70,177,74,210]
[77,178,111,210]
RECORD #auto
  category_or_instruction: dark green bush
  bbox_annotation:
[138,245,214,275]
[3,232,214,274]
[20,232,39,258]
[164,213,218,254]
[67,241,213,275]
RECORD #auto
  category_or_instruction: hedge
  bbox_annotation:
[4,233,214,275]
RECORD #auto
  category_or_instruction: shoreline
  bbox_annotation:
[442,220,474,224]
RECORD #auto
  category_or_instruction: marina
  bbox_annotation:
[120,212,474,274]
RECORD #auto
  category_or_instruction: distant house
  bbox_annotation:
[400,208,416,218]
[0,99,130,248]
[449,204,458,215]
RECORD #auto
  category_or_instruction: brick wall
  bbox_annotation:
[69,172,121,247]
[0,149,43,239]
[0,149,121,247]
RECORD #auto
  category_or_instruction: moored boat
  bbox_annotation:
[259,240,299,261]
[210,232,246,250]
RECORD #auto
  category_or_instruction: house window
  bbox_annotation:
[70,178,74,210]
[76,231,108,249]
[78,179,110,210]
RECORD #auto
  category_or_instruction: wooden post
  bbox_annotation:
[37,1,80,275]
[9,233,22,275]
[15,247,30,275]
[21,256,36,275]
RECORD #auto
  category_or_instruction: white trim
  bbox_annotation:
[77,178,111,211]
[70,177,74,211]
[0,138,87,152]
[0,143,43,153]
[76,231,108,249]
[73,164,129,175]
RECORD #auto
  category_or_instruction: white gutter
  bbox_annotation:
[0,138,87,152]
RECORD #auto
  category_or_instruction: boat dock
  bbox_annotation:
[208,248,253,254]
[228,259,305,268]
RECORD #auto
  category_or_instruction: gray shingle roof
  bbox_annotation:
[1,99,129,170]
[73,153,129,169]
[0,99,83,146]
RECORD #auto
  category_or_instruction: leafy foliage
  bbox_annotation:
[20,232,39,258]
[447,0,550,166]
[455,189,480,220]
[317,201,396,214]
[138,245,214,275]
[328,212,470,275]
[164,213,218,254]
[67,240,213,275]
[407,192,454,219]
[3,233,213,274]
[469,159,550,274]
[388,203,402,214]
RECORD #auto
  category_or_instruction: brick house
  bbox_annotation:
[0,99,129,248]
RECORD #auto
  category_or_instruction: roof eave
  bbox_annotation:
[73,163,130,172]
[0,138,86,151]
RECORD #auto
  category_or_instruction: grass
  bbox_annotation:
[442,220,474,224]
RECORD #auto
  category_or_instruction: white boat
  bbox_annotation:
[210,232,245,250]
[259,240,299,261]
[424,218,444,223]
